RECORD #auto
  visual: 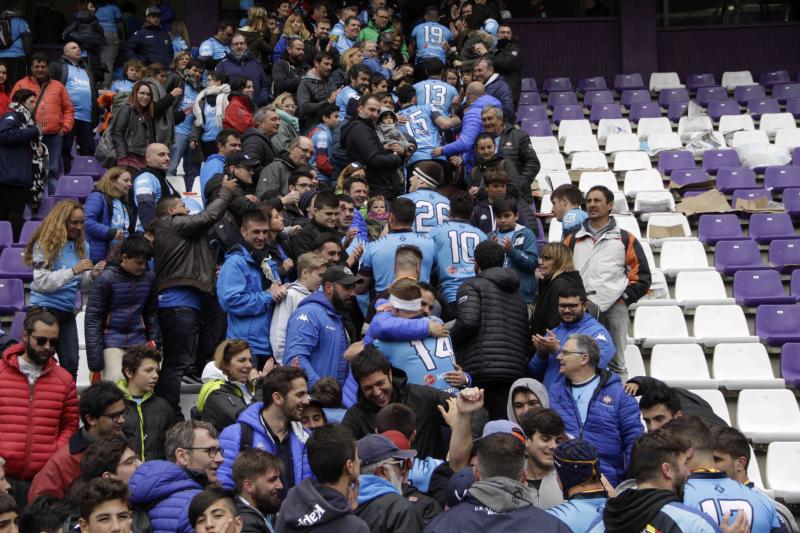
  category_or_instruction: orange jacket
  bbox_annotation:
[11,77,75,135]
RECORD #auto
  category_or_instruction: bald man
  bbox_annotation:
[49,41,98,173]
[432,82,501,161]
[134,143,181,227]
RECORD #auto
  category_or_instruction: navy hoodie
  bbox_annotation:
[275,477,369,533]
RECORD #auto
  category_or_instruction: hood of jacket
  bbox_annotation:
[128,460,205,507]
[116,378,155,403]
[301,70,324,82]
[295,290,338,318]
[478,266,520,293]
[506,377,549,423]
[280,478,356,529]
[468,477,536,513]
[602,488,678,533]
[356,475,401,506]
[340,116,374,146]
[2,344,58,374]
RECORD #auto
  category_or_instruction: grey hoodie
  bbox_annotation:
[469,477,537,513]
[506,377,549,425]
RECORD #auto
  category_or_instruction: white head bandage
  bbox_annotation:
[389,295,422,312]
[412,167,438,188]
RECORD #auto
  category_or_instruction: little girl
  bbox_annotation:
[366,196,389,240]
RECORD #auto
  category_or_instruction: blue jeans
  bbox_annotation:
[46,307,79,379]
[168,132,201,191]
[155,306,202,418]
[42,134,63,194]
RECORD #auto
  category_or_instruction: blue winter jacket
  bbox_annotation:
[485,74,516,122]
[495,223,538,304]
[129,460,203,533]
[528,313,616,390]
[0,110,38,189]
[215,53,270,106]
[283,291,351,386]
[352,210,369,242]
[442,95,501,159]
[217,402,312,490]
[216,245,278,356]
[84,191,131,263]
[549,371,644,486]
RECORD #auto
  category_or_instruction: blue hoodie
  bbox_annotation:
[442,94,501,162]
[199,154,226,202]
[283,291,351,385]
[356,475,400,506]
[128,460,203,533]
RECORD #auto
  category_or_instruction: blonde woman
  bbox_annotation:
[25,199,106,377]
[84,166,136,263]
[271,92,299,153]
[335,161,366,194]
[239,7,275,64]
[330,46,364,87]
[272,14,311,63]
[170,21,191,53]
[530,242,585,335]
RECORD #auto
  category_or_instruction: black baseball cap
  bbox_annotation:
[322,265,362,285]
[225,152,259,167]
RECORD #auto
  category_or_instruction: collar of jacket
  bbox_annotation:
[69,427,95,455]
[61,55,87,69]
[559,312,594,331]
[485,73,500,86]
[575,217,619,240]
[357,367,409,411]
[142,166,167,180]
[3,344,59,375]
[566,368,613,389]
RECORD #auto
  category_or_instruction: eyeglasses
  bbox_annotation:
[31,335,59,347]
[99,410,126,422]
[560,349,587,357]
[558,303,581,310]
[185,446,224,458]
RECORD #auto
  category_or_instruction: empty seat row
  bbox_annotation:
[633,304,757,347]
[699,213,798,245]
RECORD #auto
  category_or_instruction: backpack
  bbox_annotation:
[0,16,14,50]
[94,92,131,167]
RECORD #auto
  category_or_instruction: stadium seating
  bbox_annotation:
[774,129,800,149]
[764,166,800,193]
[760,112,797,140]
[577,76,606,92]
[590,103,623,123]
[604,133,640,154]
[623,169,664,197]
[667,102,689,123]
[583,90,613,107]
[707,100,740,122]
[772,83,800,103]
[552,105,583,123]
[628,102,662,123]
[715,167,757,193]
[614,73,646,92]
[596,119,633,144]
[721,70,754,91]
[718,114,755,137]
[521,78,538,92]
[563,135,599,155]
[658,88,689,109]
[734,269,795,307]
[0,247,32,282]
[624,345,646,379]
[755,304,800,345]
[646,132,682,152]
[733,84,766,106]
[658,150,696,175]
[659,240,712,276]
[674,270,733,308]
[577,170,616,192]
[518,92,541,106]
[697,86,728,107]
[520,119,552,137]
[686,73,716,92]
[547,90,578,108]
[760,70,791,88]
[678,116,714,141]
[768,239,800,273]
[517,105,549,122]
[731,189,771,209]
[781,343,800,388]
[645,213,691,243]
[69,156,106,179]
[620,89,651,107]
[670,168,712,188]
[0,221,12,251]
[529,136,560,154]
[747,98,781,120]
[572,152,610,171]
[766,442,800,503]
[557,119,592,141]
[748,213,796,243]
[737,389,800,442]
[650,343,717,389]
[701,149,741,175]
[649,72,683,93]
[542,77,572,93]
[731,130,769,147]
[715,240,764,274]
[633,305,694,347]
[0,278,24,314]
[694,304,757,346]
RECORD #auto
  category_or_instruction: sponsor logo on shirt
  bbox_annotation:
[297,314,309,322]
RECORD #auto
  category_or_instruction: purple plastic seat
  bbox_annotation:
[760,70,791,88]
[620,89,651,107]
[747,98,781,120]
[714,239,764,275]
[787,98,800,119]
[698,214,745,245]
[732,188,772,209]
[520,119,553,137]
[629,102,662,122]
[547,91,578,109]
[749,212,796,243]
[518,92,541,107]
[658,88,690,109]
[658,150,696,175]
[682,189,713,198]
[702,149,741,175]
[707,100,741,121]
[764,166,800,193]
[686,73,717,92]
[54,175,94,200]
[734,269,795,306]
[793,271,800,299]
[671,168,711,188]
[769,239,800,273]
[589,103,622,124]
[0,278,24,314]
[794,147,800,166]
[521,78,538,93]
[772,83,800,104]
[69,156,105,179]
[26,196,78,221]
[696,86,728,107]
[780,342,800,388]
[716,167,757,193]
[0,248,32,282]
[614,73,646,92]
[783,187,800,217]
[0,222,12,251]
[756,304,800,345]
[583,90,614,107]
[542,77,572,94]
[8,311,25,341]
[517,105,549,122]
[17,220,41,245]
[577,76,607,92]
[667,102,689,123]
[733,84,767,106]
[551,105,584,124]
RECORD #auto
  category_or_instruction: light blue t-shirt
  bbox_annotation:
[410,22,452,63]
[413,79,458,117]
[359,230,436,292]
[201,100,222,142]
[172,36,188,54]
[95,4,122,34]
[199,37,230,60]
[335,85,359,117]
[547,495,608,533]
[562,208,588,232]
[429,221,487,302]
[0,17,29,58]
[401,188,450,233]
[109,198,130,248]
[110,78,135,93]
[174,83,198,136]
[199,154,226,202]
[397,104,444,164]
[334,35,358,56]
[29,241,88,312]
[158,287,204,311]
[570,375,600,425]
[64,63,93,122]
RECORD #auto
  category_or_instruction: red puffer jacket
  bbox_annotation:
[0,344,79,480]
[222,94,255,134]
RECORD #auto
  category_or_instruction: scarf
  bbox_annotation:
[180,69,202,93]
[10,102,47,210]
[193,83,231,128]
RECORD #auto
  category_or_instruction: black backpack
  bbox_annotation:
[0,16,14,50]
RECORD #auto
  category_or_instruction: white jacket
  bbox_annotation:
[269,281,312,363]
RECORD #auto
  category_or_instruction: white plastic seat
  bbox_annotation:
[571,151,609,171]
[539,194,553,214]
[767,442,800,502]
[625,345,646,378]
[747,447,766,490]
[712,343,785,389]
[721,70,754,91]
[624,169,665,198]
[634,191,675,219]
[689,389,732,425]
[731,130,770,147]
[645,213,691,243]
[650,343,717,389]
[605,133,640,154]
[759,113,797,140]
[613,151,652,172]
[73,311,90,389]
[718,114,755,136]
[564,135,600,155]
[612,191,630,214]
[597,118,632,145]
[774,129,800,149]
[558,119,592,143]
[633,306,695,348]
[548,219,563,242]
[537,153,567,173]
[530,135,560,154]
[577,170,617,192]
[674,271,734,308]
[535,171,571,193]
[737,389,800,443]
[637,117,672,140]
[649,72,684,93]
[694,304,758,346]
[658,239,712,276]
[647,132,682,152]
[612,214,641,238]
[678,116,714,141]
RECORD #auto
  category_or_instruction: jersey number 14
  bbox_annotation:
[411,337,454,371]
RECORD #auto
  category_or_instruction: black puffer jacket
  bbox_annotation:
[241,127,279,175]
[119,381,176,461]
[340,117,403,200]
[62,9,105,52]
[449,267,530,383]
[531,270,585,335]
[497,125,540,195]
[491,38,523,107]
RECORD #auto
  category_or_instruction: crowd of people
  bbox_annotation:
[0,0,794,532]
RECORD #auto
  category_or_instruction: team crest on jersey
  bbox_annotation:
[424,374,435,386]
[602,395,613,405]
[447,265,457,275]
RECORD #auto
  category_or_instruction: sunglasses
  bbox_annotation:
[31,335,59,347]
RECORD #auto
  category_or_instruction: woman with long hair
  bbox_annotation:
[197,339,259,431]
[271,13,311,64]
[84,166,137,263]
[330,47,363,87]
[25,199,106,378]
[170,20,191,54]
[110,80,159,169]
[334,161,366,194]
[222,75,256,134]
[530,242,586,335]
[0,61,9,114]
[166,50,192,92]
[239,7,275,65]
[270,92,299,153]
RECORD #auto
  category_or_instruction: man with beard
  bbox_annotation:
[518,408,566,509]
[284,265,362,386]
[0,308,78,506]
[273,37,307,96]
[297,51,342,127]
[588,429,746,533]
[335,64,372,118]
[232,449,284,533]
[217,367,312,497]
[216,32,270,106]
[490,25,522,109]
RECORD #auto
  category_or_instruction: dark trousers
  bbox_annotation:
[62,120,96,174]
[156,306,202,419]
[476,381,514,421]
[45,307,79,378]
[0,183,30,242]
[8,477,32,508]
[42,133,64,194]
